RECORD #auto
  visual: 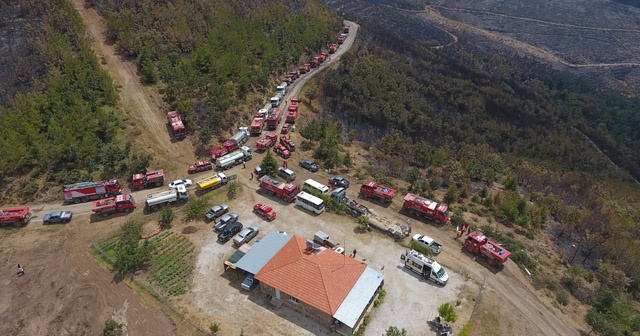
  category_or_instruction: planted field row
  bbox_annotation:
[148,232,196,296]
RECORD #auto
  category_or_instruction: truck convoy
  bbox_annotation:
[167,111,187,140]
[63,179,123,204]
[145,185,189,211]
[359,180,396,204]
[196,173,229,195]
[464,231,511,267]
[0,207,32,227]
[132,170,165,190]
[402,193,451,224]
[211,127,250,159]
[92,194,136,217]
[216,146,253,170]
[258,175,300,202]
[332,187,410,239]
[402,249,449,285]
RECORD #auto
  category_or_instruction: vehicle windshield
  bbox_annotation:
[436,267,446,279]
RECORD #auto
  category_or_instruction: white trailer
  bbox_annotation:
[145,185,189,211]
[216,146,253,170]
[277,82,287,95]
[270,96,281,108]
[258,103,273,117]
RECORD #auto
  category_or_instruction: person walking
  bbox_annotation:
[250,172,254,180]
[17,264,25,277]
[352,249,357,258]
[243,160,246,169]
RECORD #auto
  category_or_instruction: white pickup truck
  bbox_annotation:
[412,234,443,254]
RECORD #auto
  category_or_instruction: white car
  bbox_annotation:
[168,179,193,189]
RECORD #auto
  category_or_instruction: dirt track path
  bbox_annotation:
[70,0,196,175]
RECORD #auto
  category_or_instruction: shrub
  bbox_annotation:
[556,290,570,306]
[511,250,537,271]
[438,302,458,323]
[102,319,123,336]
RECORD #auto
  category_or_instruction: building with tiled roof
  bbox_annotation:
[252,234,384,335]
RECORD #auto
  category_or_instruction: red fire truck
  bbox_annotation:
[464,231,511,267]
[132,170,165,190]
[359,180,396,204]
[167,111,187,139]
[0,207,32,227]
[402,193,451,224]
[92,194,137,217]
[63,179,123,204]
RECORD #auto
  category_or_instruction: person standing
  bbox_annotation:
[352,249,357,258]
[17,264,25,276]
[243,160,246,169]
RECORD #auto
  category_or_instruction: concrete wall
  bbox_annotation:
[259,283,334,327]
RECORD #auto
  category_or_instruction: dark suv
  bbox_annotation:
[329,176,350,188]
[299,160,319,172]
[218,221,243,243]
[214,212,239,231]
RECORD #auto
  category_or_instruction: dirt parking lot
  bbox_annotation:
[172,160,480,336]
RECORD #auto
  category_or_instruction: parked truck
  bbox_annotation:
[0,207,31,227]
[196,173,229,195]
[258,175,300,202]
[280,136,295,152]
[258,103,273,118]
[402,193,450,224]
[92,194,136,217]
[266,109,282,130]
[286,106,298,124]
[332,187,410,239]
[412,234,443,255]
[132,170,165,190]
[256,133,277,151]
[402,249,449,285]
[216,146,252,170]
[211,127,250,159]
[63,179,123,204]
[250,117,265,135]
[145,185,189,211]
[277,82,287,95]
[359,180,396,204]
[464,231,511,267]
[167,111,187,139]
[329,44,338,53]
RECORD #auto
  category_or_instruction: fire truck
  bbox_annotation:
[256,133,277,151]
[167,111,187,139]
[359,180,396,204]
[266,108,282,130]
[464,231,511,267]
[250,117,265,135]
[280,136,295,152]
[63,179,123,204]
[132,170,165,190]
[0,207,32,227]
[286,105,298,124]
[92,194,136,217]
[211,127,249,159]
[329,44,338,53]
[258,176,299,202]
[402,193,451,224]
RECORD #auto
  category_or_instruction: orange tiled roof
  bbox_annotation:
[256,236,366,315]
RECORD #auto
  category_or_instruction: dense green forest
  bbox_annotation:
[89,0,341,133]
[0,0,132,201]
[309,20,640,332]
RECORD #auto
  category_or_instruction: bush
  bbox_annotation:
[184,197,209,220]
[438,302,458,323]
[556,290,570,306]
[410,240,433,257]
[511,250,537,271]
[102,319,123,336]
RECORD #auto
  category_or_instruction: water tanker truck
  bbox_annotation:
[216,146,252,170]
[145,185,189,211]
[196,173,229,195]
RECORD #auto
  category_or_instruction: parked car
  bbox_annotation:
[204,203,229,222]
[299,160,319,172]
[214,212,239,231]
[168,179,193,189]
[329,176,350,188]
[43,211,73,224]
[233,225,259,246]
[278,167,296,182]
[241,274,258,291]
[218,221,244,243]
[254,165,266,178]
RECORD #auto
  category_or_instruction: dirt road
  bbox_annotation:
[70,0,196,175]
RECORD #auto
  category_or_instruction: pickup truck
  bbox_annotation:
[412,234,443,255]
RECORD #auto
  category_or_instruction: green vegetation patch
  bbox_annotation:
[147,231,196,296]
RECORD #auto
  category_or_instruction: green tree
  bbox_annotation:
[585,290,640,335]
[160,205,174,230]
[184,197,209,220]
[343,151,354,169]
[384,326,407,336]
[114,221,151,277]
[227,181,239,199]
[260,149,279,177]
[406,168,421,185]
[199,128,213,145]
[101,319,123,336]
[443,184,458,205]
[438,302,458,323]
